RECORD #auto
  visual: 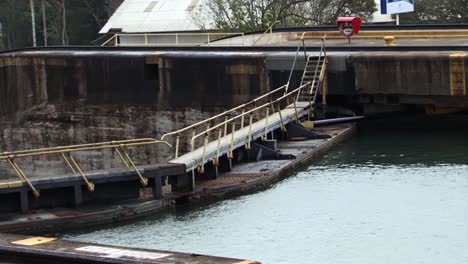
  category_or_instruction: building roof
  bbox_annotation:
[100,0,211,34]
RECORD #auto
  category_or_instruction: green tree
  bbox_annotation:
[400,0,468,24]
[0,0,123,49]
[0,1,31,49]
[194,0,377,32]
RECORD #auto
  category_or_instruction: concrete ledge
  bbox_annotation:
[0,233,258,264]
[0,163,186,214]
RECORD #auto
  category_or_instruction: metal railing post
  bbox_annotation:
[114,147,130,168]
[6,157,40,198]
[293,99,300,123]
[199,133,209,174]
[61,152,77,173]
[277,103,287,132]
[65,152,95,191]
[175,134,180,159]
[224,117,228,137]
[120,147,148,187]
[241,108,245,129]
[246,114,254,150]
[228,123,236,159]
[214,128,223,166]
[262,108,270,141]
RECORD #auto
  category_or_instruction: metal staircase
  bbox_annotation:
[297,41,328,108]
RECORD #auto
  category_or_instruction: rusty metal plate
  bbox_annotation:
[449,53,467,96]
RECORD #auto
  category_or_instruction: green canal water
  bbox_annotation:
[61,115,468,264]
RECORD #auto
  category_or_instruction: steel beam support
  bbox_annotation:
[286,123,331,140]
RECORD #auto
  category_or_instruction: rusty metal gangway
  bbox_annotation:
[161,35,329,181]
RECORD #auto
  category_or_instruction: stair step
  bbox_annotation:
[307,64,322,67]
[305,67,322,71]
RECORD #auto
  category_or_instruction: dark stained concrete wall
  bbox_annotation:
[0,54,155,117]
[0,52,269,177]
[0,53,269,117]
[349,52,468,97]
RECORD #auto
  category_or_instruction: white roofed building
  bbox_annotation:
[100,0,210,34]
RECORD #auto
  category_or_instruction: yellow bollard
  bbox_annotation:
[384,36,395,46]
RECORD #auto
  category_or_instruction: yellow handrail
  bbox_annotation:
[190,82,310,149]
[161,84,289,158]
[253,20,281,46]
[188,82,311,171]
[0,138,168,157]
[0,139,171,197]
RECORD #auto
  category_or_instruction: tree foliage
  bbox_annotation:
[194,0,377,31]
[0,0,123,49]
[400,0,468,24]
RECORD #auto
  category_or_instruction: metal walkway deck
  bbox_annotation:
[171,102,309,171]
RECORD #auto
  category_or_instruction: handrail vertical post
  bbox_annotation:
[293,99,300,122]
[228,122,236,159]
[6,157,40,198]
[114,147,130,168]
[66,153,95,191]
[199,133,208,174]
[240,108,245,129]
[246,114,254,150]
[224,117,228,137]
[175,134,180,159]
[120,148,149,187]
[262,107,270,141]
[214,128,222,166]
[61,152,77,173]
[277,103,286,132]
[302,39,307,63]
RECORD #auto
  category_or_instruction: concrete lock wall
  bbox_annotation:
[0,52,269,178]
[349,52,468,97]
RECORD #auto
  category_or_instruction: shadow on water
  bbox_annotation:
[318,114,468,167]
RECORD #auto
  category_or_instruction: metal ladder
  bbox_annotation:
[297,55,324,103]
